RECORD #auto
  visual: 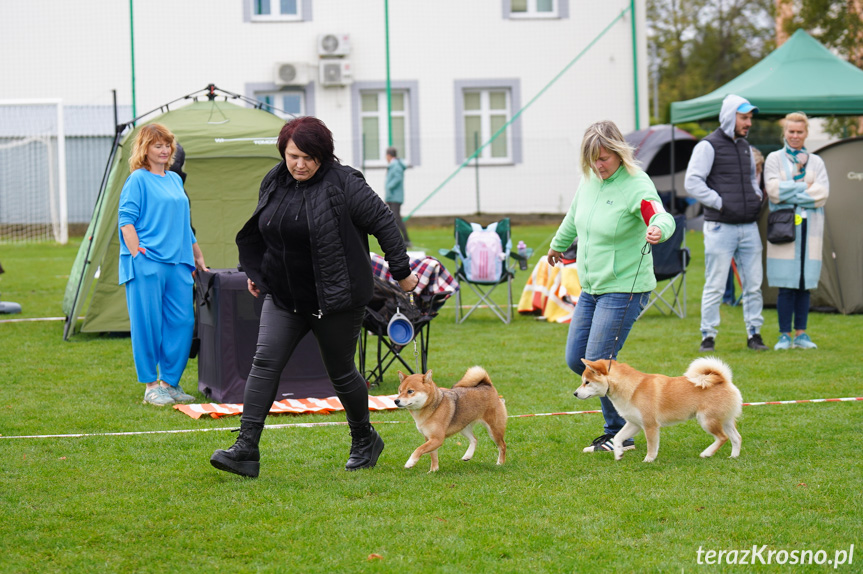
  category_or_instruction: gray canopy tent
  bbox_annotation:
[624,124,697,212]
[667,29,863,314]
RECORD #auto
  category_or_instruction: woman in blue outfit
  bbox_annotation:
[547,121,675,454]
[118,123,207,406]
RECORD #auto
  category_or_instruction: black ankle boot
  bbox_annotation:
[210,424,263,478]
[345,424,384,471]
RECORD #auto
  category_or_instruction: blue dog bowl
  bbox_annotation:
[387,313,414,345]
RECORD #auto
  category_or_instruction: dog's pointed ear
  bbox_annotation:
[583,359,608,376]
[397,371,407,383]
[581,358,599,375]
[596,360,611,375]
[423,370,433,383]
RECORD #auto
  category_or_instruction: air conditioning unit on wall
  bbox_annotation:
[319,60,352,87]
[317,33,351,57]
[273,62,309,86]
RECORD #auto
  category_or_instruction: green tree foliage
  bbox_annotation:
[784,0,863,136]
[647,0,775,127]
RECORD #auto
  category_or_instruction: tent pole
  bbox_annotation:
[670,124,676,215]
[64,124,125,340]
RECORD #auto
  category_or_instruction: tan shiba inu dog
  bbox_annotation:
[575,357,742,462]
[395,367,507,472]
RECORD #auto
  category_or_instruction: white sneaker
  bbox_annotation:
[143,386,175,406]
[163,384,196,403]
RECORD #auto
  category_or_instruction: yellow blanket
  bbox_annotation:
[517,259,581,323]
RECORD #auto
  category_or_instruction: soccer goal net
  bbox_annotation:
[0,100,68,244]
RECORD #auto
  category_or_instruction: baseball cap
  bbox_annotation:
[737,102,759,114]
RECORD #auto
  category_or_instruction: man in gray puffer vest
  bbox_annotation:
[685,94,768,353]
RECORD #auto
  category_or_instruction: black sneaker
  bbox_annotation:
[699,337,715,353]
[747,333,769,351]
[582,433,635,453]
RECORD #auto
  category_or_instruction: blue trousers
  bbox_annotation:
[566,290,650,435]
[777,288,810,333]
[124,256,194,385]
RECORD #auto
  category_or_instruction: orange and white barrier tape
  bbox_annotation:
[1,397,859,440]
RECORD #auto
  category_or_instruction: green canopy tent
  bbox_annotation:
[668,30,863,314]
[62,89,286,338]
[670,29,863,123]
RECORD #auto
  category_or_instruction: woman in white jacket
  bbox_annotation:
[763,112,829,350]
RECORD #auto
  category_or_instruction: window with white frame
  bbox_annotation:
[251,0,302,21]
[360,90,409,167]
[462,89,512,164]
[505,0,565,19]
[256,90,305,119]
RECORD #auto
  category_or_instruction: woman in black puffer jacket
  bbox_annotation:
[211,117,418,478]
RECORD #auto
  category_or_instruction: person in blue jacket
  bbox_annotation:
[118,124,207,406]
[385,147,410,246]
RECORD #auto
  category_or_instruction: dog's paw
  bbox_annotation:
[404,458,417,469]
[642,456,655,463]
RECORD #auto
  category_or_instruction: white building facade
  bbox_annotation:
[0,0,649,219]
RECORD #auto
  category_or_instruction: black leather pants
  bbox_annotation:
[241,295,369,428]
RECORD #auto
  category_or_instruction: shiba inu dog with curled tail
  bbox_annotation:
[395,367,507,472]
[575,357,742,462]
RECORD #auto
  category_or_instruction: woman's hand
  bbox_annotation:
[398,272,420,293]
[192,243,208,276]
[646,225,662,245]
[247,278,261,298]
[547,248,563,266]
[120,224,140,257]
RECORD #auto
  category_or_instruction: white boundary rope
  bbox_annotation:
[1,397,860,440]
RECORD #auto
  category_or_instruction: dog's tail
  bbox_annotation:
[453,366,493,388]
[684,356,733,388]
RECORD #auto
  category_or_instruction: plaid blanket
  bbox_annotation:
[370,253,459,296]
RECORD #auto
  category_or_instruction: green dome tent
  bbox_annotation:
[62,94,286,339]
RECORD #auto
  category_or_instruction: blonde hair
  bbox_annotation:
[750,146,764,169]
[129,123,176,172]
[783,111,810,140]
[580,120,640,178]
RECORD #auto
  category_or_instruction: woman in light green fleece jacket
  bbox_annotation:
[547,120,676,454]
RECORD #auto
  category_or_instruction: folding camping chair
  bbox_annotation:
[357,255,455,386]
[638,214,690,319]
[439,217,531,324]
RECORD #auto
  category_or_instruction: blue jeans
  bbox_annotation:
[777,288,810,333]
[701,221,764,339]
[566,290,650,435]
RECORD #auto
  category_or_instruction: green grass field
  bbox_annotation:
[1,224,860,573]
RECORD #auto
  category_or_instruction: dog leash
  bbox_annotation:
[409,292,420,373]
[607,242,651,373]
